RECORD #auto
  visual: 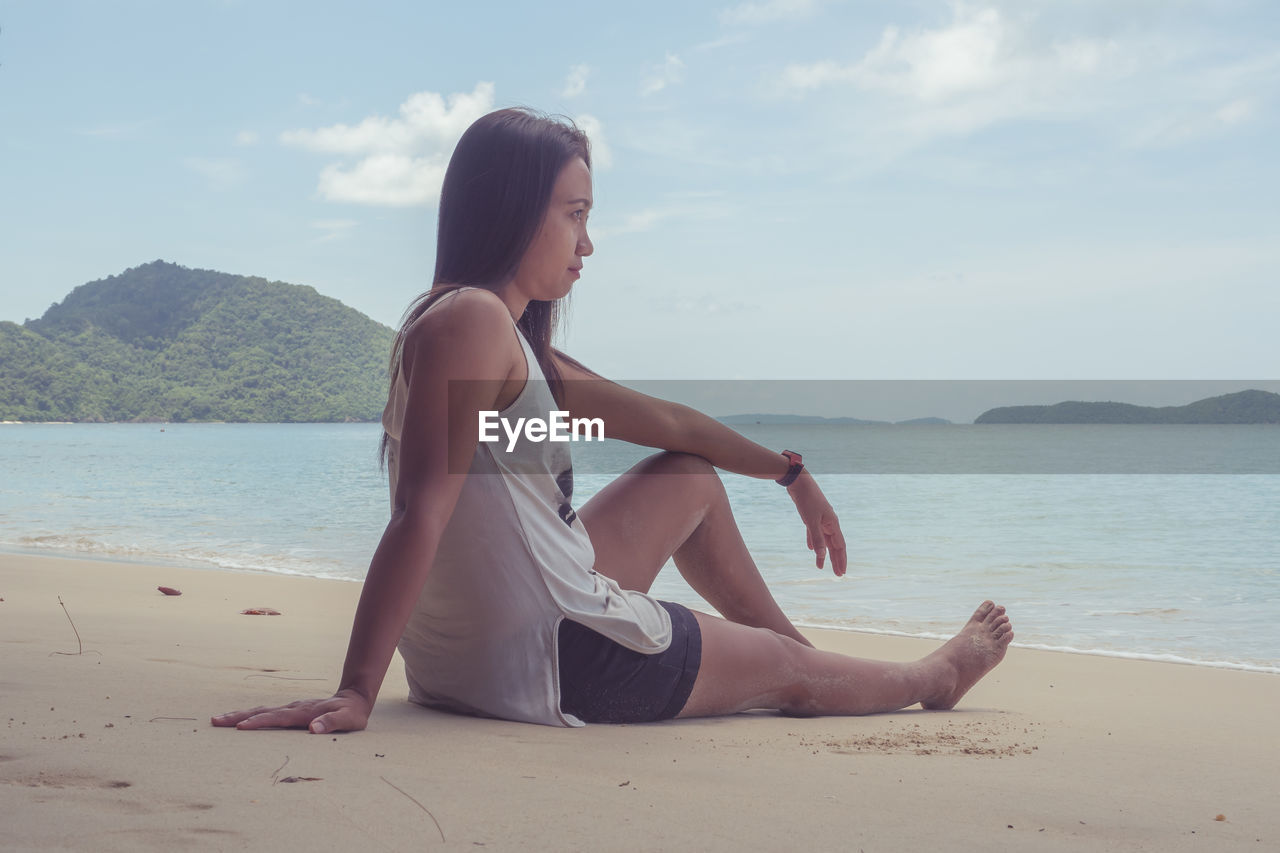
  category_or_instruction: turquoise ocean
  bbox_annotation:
[2,423,1277,673]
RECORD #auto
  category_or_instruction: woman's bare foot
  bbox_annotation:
[920,601,1013,710]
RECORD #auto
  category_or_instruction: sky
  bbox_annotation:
[2,0,1277,410]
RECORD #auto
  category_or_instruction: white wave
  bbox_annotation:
[2,534,364,583]
[794,621,1280,674]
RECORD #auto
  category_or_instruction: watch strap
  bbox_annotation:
[776,450,804,487]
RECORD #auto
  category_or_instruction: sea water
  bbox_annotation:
[2,423,1276,672]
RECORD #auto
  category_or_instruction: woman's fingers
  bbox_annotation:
[824,535,844,573]
[789,474,851,577]
[210,706,276,727]
[804,518,829,570]
[809,523,827,569]
[309,706,368,735]
[211,702,315,730]
[212,695,370,734]
[235,706,314,730]
[829,545,847,576]
[810,515,847,576]
[827,521,848,577]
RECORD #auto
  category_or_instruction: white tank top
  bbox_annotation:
[381,290,672,726]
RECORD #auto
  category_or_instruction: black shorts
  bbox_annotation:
[556,601,702,724]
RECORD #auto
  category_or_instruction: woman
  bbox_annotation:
[213,108,1012,733]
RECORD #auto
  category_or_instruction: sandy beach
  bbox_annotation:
[1,553,1276,851]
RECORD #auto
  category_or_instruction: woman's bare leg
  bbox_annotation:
[679,601,1013,717]
[577,452,811,645]
[576,451,1013,717]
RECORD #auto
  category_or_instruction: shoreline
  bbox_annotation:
[798,620,1280,675]
[0,420,382,425]
[5,545,1276,675]
[2,551,1278,850]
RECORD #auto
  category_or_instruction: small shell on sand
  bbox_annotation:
[240,607,282,616]
[157,586,182,596]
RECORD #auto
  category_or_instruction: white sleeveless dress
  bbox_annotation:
[381,291,672,726]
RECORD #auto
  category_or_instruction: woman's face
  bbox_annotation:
[511,156,594,302]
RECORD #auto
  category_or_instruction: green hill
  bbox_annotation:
[975,390,1280,424]
[0,261,396,422]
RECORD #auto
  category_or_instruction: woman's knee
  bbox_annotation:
[684,620,803,717]
[636,450,714,476]
[635,452,726,498]
[769,634,823,714]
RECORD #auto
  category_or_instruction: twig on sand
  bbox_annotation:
[271,755,290,785]
[244,674,327,681]
[148,716,198,722]
[381,776,446,843]
[50,596,100,656]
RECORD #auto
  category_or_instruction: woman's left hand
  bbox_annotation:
[786,470,848,576]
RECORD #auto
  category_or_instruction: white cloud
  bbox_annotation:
[773,3,1124,142]
[183,157,245,190]
[234,130,259,146]
[282,83,493,154]
[562,64,590,98]
[1123,47,1278,148]
[593,208,675,238]
[311,219,358,243]
[770,0,1276,156]
[693,32,749,52]
[857,6,1010,101]
[281,83,494,206]
[641,53,686,96]
[779,5,1057,101]
[1215,98,1255,125]
[591,193,730,239]
[778,59,855,92]
[720,0,823,28]
[315,155,450,207]
[311,219,357,231]
[1129,96,1261,148]
[576,114,613,170]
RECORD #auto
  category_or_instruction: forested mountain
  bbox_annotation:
[0,261,396,422]
[975,390,1280,424]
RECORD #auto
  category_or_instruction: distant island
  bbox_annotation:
[975,390,1280,424]
[717,413,952,426]
[0,261,395,422]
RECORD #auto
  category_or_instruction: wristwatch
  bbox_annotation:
[775,450,804,487]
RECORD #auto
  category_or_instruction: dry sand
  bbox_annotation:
[2,552,1276,851]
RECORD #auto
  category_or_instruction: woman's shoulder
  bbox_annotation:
[401,287,520,374]
[407,286,509,329]
[404,288,512,342]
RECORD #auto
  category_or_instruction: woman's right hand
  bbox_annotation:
[785,470,848,577]
[211,688,372,734]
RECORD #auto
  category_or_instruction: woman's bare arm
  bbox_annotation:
[213,292,520,732]
[553,355,848,575]
[552,356,797,478]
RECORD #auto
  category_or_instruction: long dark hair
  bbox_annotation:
[381,108,593,469]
